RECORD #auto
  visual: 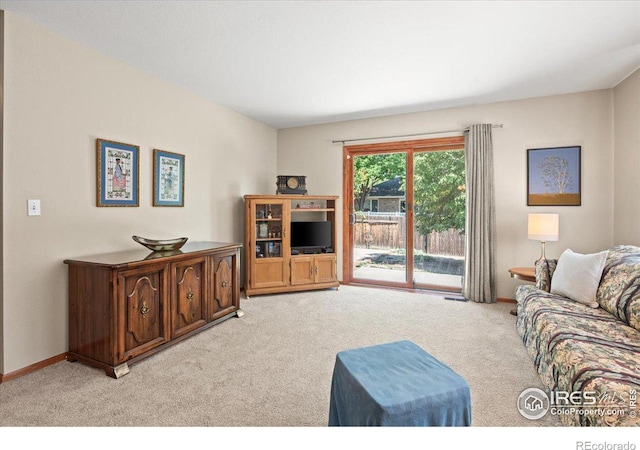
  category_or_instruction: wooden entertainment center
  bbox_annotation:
[244,194,339,297]
[64,241,241,378]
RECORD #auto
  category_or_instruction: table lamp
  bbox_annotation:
[528,213,559,264]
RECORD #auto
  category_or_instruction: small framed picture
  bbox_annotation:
[153,149,185,207]
[96,138,139,207]
[527,146,581,206]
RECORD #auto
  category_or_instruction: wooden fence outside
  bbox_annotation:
[354,213,465,257]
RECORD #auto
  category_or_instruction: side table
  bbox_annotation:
[508,267,535,316]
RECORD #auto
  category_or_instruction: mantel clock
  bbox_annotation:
[276,175,307,195]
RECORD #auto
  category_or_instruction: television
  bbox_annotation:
[290,221,332,249]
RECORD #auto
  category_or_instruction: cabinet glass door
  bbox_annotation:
[250,199,288,290]
[254,202,284,258]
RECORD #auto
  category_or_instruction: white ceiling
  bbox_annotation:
[2,1,640,129]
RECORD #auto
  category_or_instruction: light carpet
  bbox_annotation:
[0,284,560,427]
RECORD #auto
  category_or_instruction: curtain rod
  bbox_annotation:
[332,124,503,145]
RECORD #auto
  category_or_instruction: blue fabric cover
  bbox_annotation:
[328,340,471,426]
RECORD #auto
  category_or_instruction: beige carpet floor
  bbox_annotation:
[0,284,560,428]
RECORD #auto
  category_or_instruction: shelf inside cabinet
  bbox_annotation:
[255,240,282,258]
[291,208,334,213]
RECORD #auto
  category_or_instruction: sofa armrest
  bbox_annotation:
[534,259,558,292]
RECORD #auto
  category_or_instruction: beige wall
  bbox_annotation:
[278,90,615,299]
[2,13,277,374]
[613,69,640,245]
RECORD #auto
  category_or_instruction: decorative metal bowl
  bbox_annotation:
[132,235,188,252]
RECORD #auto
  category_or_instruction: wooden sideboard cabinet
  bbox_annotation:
[64,241,242,378]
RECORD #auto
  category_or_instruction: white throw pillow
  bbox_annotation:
[550,248,608,308]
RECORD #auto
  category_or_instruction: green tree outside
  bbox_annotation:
[413,150,466,236]
[353,150,466,249]
[353,153,405,211]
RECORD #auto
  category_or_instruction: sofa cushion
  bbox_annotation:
[535,258,557,292]
[550,249,608,308]
[596,245,640,331]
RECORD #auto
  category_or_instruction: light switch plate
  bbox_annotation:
[28,199,41,216]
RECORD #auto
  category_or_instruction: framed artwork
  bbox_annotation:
[153,149,185,207]
[96,138,139,207]
[527,146,581,206]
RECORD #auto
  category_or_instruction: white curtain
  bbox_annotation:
[463,124,497,303]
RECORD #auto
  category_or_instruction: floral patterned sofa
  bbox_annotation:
[515,245,640,426]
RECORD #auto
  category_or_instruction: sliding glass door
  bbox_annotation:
[412,149,465,290]
[343,137,465,293]
[350,151,408,286]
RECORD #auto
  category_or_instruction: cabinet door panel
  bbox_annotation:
[119,265,169,361]
[252,259,287,288]
[172,257,207,338]
[290,257,314,285]
[315,255,337,283]
[246,198,289,291]
[211,251,238,321]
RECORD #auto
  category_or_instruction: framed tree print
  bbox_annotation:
[153,149,185,207]
[96,138,139,207]
[527,146,581,206]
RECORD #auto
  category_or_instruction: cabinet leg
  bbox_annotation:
[236,309,245,318]
[108,363,130,379]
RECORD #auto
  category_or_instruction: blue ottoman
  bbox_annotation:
[328,340,471,426]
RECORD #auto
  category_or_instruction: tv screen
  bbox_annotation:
[290,221,332,248]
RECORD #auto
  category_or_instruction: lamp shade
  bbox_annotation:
[528,213,559,241]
